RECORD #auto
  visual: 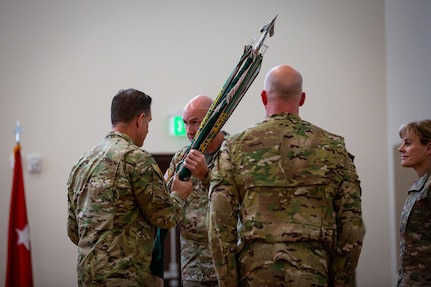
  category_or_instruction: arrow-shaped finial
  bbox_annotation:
[14,121,22,144]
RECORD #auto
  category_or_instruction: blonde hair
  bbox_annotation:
[399,119,431,145]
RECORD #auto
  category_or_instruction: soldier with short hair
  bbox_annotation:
[67,88,192,287]
[208,65,365,287]
[397,119,431,286]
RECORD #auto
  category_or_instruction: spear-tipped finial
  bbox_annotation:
[260,14,277,37]
[254,15,278,53]
[14,121,22,144]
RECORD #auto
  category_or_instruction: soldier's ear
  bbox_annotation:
[299,92,306,106]
[136,112,145,128]
[261,90,268,105]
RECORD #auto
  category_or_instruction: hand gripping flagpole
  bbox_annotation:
[178,15,277,180]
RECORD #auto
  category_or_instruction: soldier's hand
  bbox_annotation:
[183,149,209,181]
[171,173,192,200]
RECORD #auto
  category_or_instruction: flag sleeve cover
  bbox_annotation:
[5,144,34,287]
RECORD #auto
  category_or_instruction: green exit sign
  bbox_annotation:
[169,115,186,136]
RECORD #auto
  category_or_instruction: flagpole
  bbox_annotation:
[6,121,34,287]
[177,15,277,180]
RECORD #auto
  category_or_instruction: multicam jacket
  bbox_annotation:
[67,131,185,287]
[164,145,220,283]
[208,113,365,287]
[398,169,431,286]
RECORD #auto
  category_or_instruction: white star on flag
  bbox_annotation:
[16,224,31,251]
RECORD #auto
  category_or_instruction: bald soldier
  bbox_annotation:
[208,65,365,287]
[166,95,226,287]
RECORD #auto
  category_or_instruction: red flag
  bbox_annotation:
[5,144,34,287]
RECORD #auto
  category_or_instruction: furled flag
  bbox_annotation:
[5,143,34,287]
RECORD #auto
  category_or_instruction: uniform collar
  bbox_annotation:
[265,112,301,121]
[408,169,431,192]
[105,131,135,145]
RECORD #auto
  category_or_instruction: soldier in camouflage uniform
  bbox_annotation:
[397,119,431,286]
[208,65,365,287]
[163,95,226,287]
[67,89,192,287]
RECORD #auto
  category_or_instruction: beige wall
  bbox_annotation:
[385,0,431,281]
[0,1,429,286]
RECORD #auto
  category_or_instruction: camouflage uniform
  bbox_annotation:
[398,170,431,286]
[208,113,364,287]
[164,145,219,286]
[67,131,185,287]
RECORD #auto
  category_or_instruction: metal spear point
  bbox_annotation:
[255,14,277,52]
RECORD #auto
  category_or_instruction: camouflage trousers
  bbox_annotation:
[238,241,329,287]
[182,280,218,287]
[80,275,158,287]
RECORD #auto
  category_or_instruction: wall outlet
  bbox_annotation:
[28,155,42,173]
